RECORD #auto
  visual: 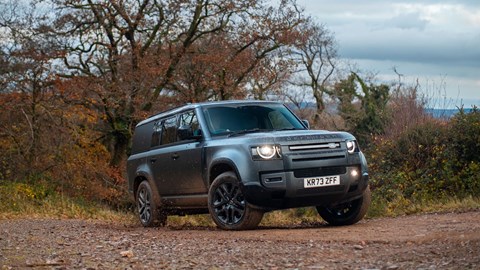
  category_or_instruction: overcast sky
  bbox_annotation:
[297,0,480,108]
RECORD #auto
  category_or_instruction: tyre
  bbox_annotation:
[208,171,264,230]
[136,181,167,227]
[316,185,371,226]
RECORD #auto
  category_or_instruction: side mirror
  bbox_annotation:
[302,120,310,129]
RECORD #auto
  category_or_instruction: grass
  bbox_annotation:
[368,193,480,218]
[0,198,136,224]
[1,181,479,227]
[260,207,323,227]
[0,181,136,224]
[166,208,324,229]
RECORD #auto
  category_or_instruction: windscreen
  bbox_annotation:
[202,104,306,136]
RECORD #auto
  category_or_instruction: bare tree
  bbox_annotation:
[1,0,56,166]
[171,0,305,102]
[289,21,338,125]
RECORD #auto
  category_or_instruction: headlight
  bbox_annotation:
[346,140,356,154]
[257,145,276,159]
[252,145,282,160]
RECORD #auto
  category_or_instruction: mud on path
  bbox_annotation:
[1,211,479,269]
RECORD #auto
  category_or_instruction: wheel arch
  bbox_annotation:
[132,171,162,208]
[133,175,147,200]
[207,145,253,187]
[208,158,241,186]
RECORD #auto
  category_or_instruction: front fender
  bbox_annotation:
[207,146,254,185]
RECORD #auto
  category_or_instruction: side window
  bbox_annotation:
[178,110,200,140]
[161,116,177,145]
[151,120,162,147]
[150,111,200,148]
[179,110,199,129]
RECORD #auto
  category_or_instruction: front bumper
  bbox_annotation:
[243,166,369,210]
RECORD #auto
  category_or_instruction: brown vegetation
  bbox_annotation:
[1,0,478,216]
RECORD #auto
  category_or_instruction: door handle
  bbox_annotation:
[171,153,179,160]
[150,158,157,164]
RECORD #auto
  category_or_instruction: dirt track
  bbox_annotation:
[1,211,479,269]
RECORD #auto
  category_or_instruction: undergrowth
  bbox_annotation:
[0,181,136,224]
[368,192,480,218]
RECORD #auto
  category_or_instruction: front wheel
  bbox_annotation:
[208,172,264,230]
[136,181,167,227]
[316,185,371,226]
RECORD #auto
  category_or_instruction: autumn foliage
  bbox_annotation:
[1,0,478,212]
[0,0,313,205]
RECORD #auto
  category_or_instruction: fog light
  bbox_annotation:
[351,169,359,178]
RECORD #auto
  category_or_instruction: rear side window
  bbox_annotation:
[161,116,177,145]
[151,121,162,147]
[150,110,199,148]
[150,116,178,148]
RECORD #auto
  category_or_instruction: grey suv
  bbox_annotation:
[127,100,370,230]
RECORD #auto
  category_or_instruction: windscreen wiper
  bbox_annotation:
[228,128,264,137]
[274,127,303,131]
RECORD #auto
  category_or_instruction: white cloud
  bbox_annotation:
[384,11,429,30]
[296,0,480,105]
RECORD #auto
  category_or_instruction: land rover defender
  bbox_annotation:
[127,100,370,230]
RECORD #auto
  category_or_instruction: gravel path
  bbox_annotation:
[1,211,479,269]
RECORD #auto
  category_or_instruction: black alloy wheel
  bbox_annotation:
[317,185,371,226]
[208,171,263,230]
[136,181,166,227]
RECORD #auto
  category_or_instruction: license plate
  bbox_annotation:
[304,175,340,188]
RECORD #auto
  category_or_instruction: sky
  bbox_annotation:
[296,0,480,108]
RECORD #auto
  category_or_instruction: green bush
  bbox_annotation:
[368,107,480,214]
[447,107,480,163]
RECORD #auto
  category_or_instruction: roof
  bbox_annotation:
[136,100,282,127]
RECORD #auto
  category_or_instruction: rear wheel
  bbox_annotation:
[317,185,371,226]
[136,181,167,227]
[208,172,263,230]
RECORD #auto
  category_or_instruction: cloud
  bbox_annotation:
[337,26,480,67]
[384,11,429,30]
[295,0,480,103]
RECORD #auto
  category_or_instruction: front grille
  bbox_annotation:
[289,142,340,151]
[293,166,347,178]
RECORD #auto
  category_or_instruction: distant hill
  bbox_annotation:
[287,102,476,119]
[425,108,474,119]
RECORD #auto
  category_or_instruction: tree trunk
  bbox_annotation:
[110,130,130,167]
[313,90,325,127]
